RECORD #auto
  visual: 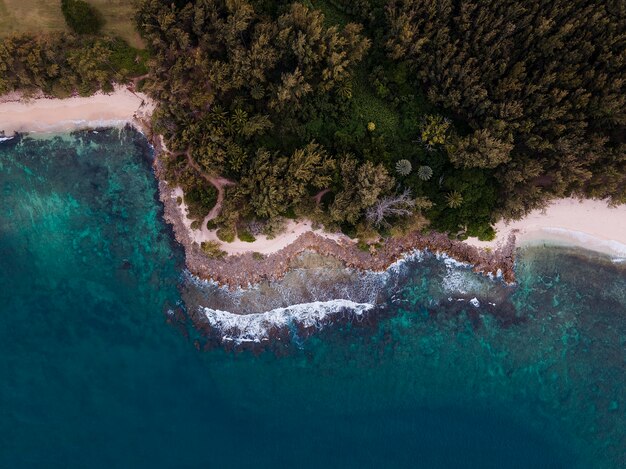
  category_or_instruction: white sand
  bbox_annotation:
[466,198,626,259]
[0,86,153,135]
[170,187,350,255]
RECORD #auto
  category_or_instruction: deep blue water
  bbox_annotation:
[0,129,624,468]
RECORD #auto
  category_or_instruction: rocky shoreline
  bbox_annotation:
[151,135,517,289]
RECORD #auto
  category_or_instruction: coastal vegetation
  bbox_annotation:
[0,34,146,96]
[134,0,624,244]
[2,0,624,246]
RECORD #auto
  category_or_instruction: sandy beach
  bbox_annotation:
[0,86,153,135]
[466,198,626,259]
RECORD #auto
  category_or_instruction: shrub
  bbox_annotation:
[418,165,433,181]
[216,227,235,243]
[200,241,226,259]
[190,220,201,230]
[108,39,150,76]
[61,0,104,35]
[206,219,218,230]
[238,230,256,243]
[252,252,265,261]
[395,159,412,176]
[262,217,287,239]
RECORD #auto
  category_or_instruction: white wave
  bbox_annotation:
[385,249,425,273]
[0,136,14,142]
[435,251,473,268]
[201,299,374,344]
[469,297,480,308]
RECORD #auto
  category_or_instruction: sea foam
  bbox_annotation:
[201,299,374,344]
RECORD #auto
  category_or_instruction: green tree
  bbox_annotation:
[418,165,433,181]
[61,0,104,35]
[395,159,412,176]
[445,191,463,209]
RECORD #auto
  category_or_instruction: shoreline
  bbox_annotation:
[466,198,626,260]
[2,91,625,289]
[0,86,153,136]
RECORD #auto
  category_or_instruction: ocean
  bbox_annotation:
[0,128,624,468]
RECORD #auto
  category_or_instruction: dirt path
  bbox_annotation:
[185,151,235,221]
[313,188,331,205]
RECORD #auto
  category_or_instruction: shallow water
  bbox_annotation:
[0,129,624,468]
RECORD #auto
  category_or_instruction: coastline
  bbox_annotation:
[0,86,153,136]
[2,90,625,289]
[466,199,626,259]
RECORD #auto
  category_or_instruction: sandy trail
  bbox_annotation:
[170,187,349,255]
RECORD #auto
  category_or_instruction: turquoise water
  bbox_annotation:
[1,129,624,468]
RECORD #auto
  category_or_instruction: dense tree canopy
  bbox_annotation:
[5,0,618,244]
[0,34,146,97]
[134,0,624,242]
[387,0,626,217]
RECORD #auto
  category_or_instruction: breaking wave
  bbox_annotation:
[200,299,375,344]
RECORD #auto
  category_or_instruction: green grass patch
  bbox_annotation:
[350,66,401,137]
[308,0,350,27]
[0,0,144,48]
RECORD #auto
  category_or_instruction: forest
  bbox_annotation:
[135,0,625,245]
[3,0,625,246]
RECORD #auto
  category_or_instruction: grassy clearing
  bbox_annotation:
[0,0,143,48]
[308,0,350,27]
[351,66,401,136]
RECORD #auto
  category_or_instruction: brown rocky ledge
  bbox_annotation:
[153,141,516,290]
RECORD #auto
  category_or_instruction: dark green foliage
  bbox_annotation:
[137,0,625,242]
[61,0,104,35]
[184,183,218,222]
[108,40,149,76]
[238,230,256,242]
[0,33,145,96]
[427,170,498,240]
[387,0,626,217]
[216,228,236,243]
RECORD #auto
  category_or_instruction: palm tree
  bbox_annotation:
[418,165,433,181]
[445,190,463,208]
[395,159,412,176]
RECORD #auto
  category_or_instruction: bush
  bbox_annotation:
[238,230,256,243]
[206,219,218,230]
[252,252,265,261]
[108,39,150,76]
[61,0,104,35]
[184,183,218,221]
[200,241,226,259]
[216,227,235,243]
[262,217,287,240]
